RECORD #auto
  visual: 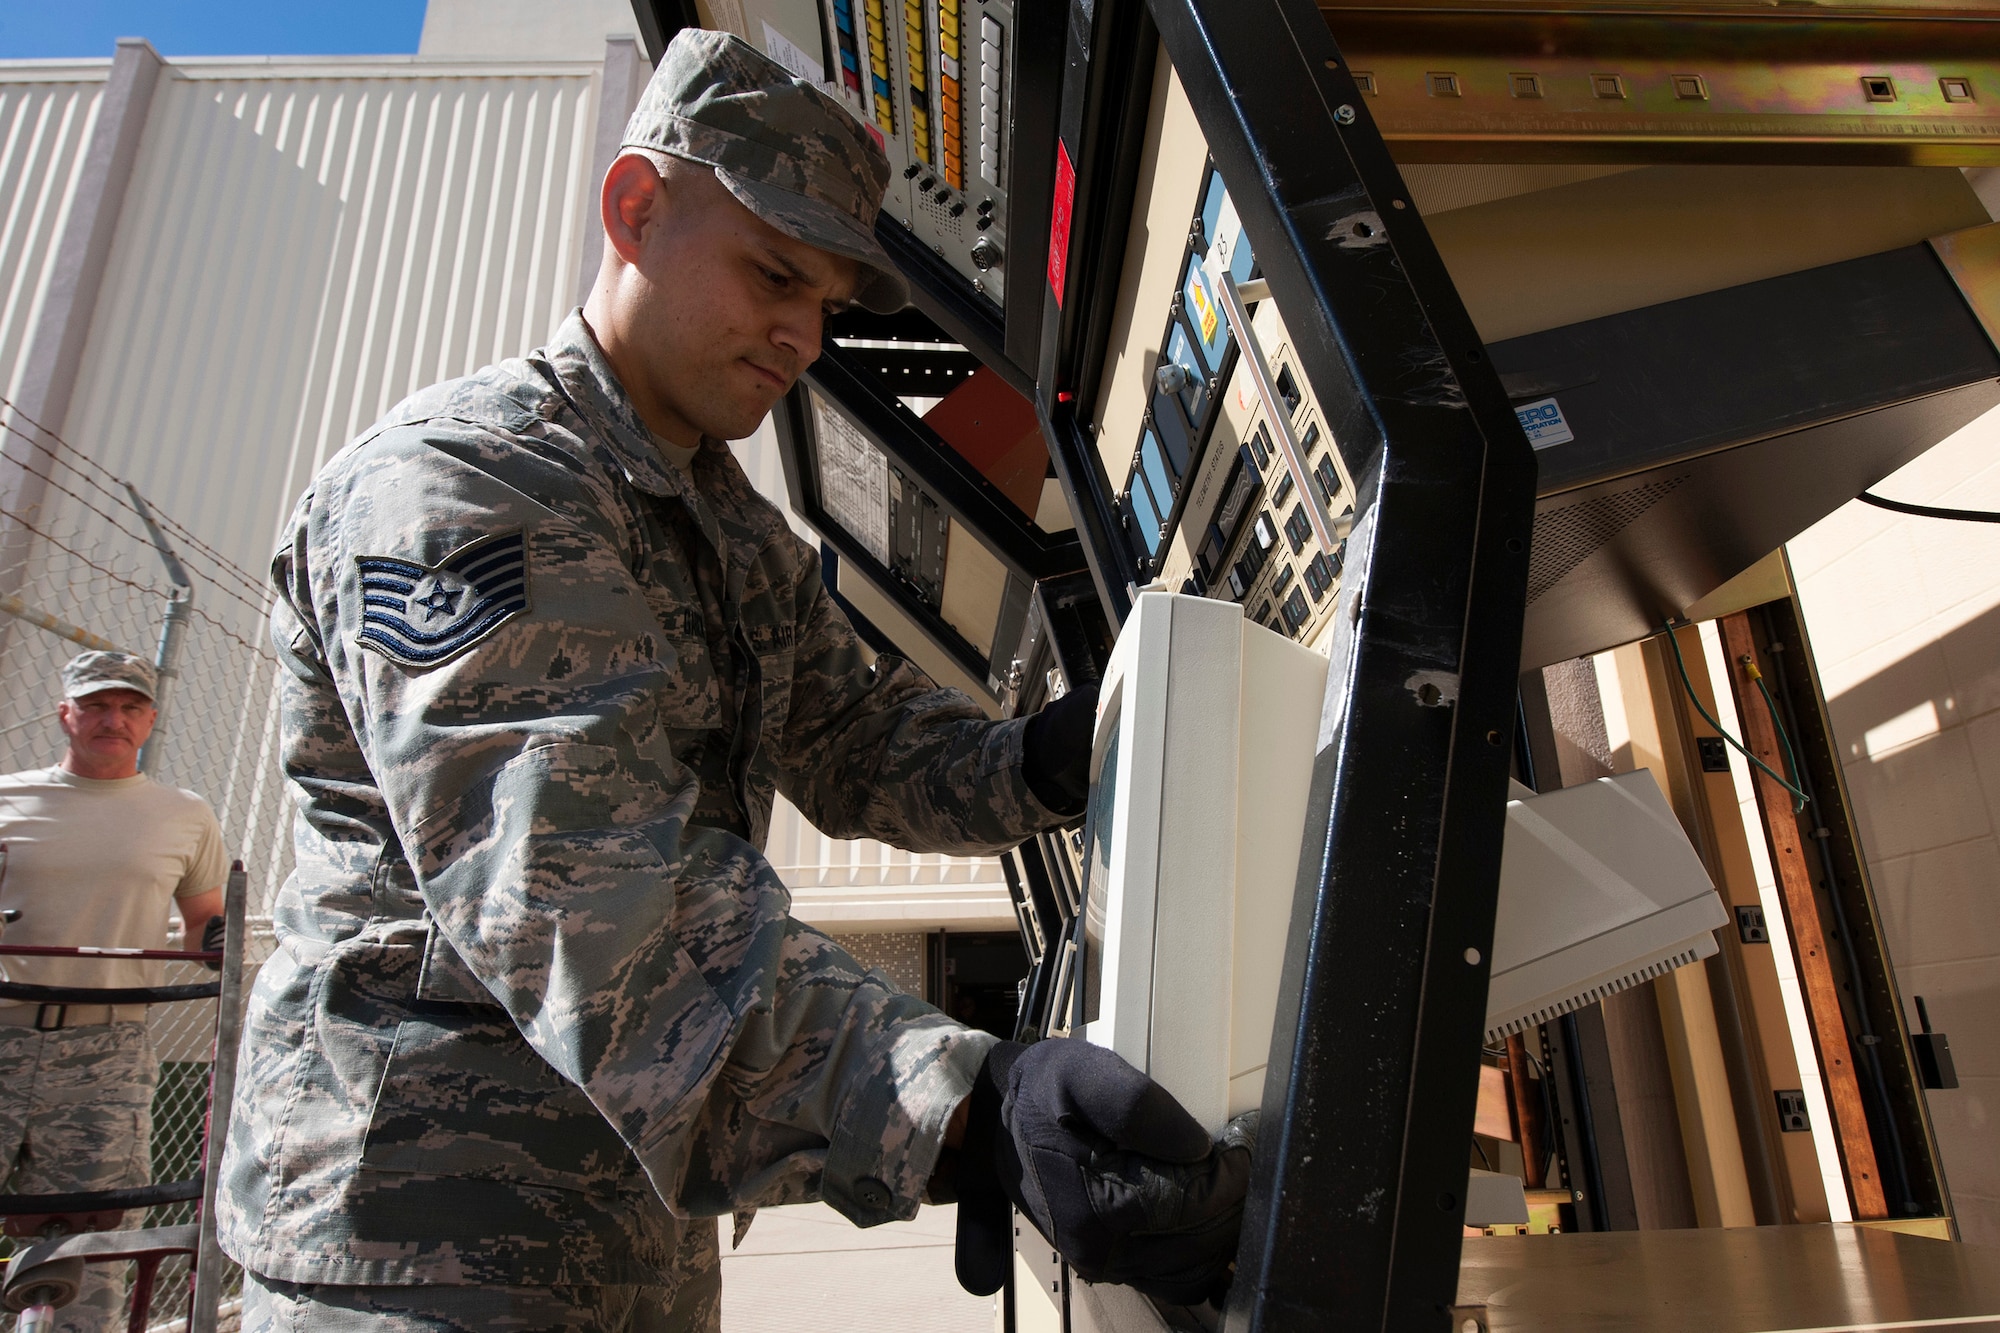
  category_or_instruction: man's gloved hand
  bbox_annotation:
[1021,677,1100,818]
[951,1038,1255,1306]
[199,915,225,972]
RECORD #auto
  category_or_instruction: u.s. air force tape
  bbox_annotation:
[354,530,530,668]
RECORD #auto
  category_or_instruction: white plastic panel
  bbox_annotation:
[1486,770,1730,1040]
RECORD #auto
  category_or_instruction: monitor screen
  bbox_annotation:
[1078,713,1121,1030]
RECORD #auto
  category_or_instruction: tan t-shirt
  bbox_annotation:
[0,767,227,997]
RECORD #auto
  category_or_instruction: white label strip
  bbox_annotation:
[1515,396,1575,449]
[761,21,825,84]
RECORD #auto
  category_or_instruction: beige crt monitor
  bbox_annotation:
[1077,592,1728,1132]
[1077,591,1327,1131]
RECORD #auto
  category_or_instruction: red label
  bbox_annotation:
[1048,140,1077,309]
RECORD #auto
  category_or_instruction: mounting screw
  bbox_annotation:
[1335,104,1358,125]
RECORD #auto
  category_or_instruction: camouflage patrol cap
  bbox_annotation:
[622,27,909,314]
[62,650,155,702]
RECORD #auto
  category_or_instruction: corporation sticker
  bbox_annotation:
[1515,396,1575,450]
[355,530,529,668]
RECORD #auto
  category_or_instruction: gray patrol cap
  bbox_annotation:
[622,27,909,314]
[62,650,155,702]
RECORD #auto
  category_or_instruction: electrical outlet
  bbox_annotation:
[1697,736,1731,773]
[1736,904,1769,945]
[1776,1090,1811,1132]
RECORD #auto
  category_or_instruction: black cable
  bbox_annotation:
[1523,1046,1561,1191]
[1859,492,2000,525]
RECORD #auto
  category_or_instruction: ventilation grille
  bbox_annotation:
[1527,472,1691,604]
[1483,943,1705,1042]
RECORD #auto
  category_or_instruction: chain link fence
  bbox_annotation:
[1,393,291,1329]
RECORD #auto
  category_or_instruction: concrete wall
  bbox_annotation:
[1786,398,2000,1246]
[420,0,642,62]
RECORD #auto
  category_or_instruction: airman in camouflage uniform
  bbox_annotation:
[219,29,1074,1330]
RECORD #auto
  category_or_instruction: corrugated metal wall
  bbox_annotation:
[766,796,1014,931]
[64,58,602,583]
[0,66,106,404]
[0,50,1013,933]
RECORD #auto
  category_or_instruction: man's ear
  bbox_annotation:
[601,153,665,265]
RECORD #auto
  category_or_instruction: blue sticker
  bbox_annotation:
[1515,397,1574,449]
[355,530,530,668]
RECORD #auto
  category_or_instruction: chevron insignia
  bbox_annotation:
[354,530,530,668]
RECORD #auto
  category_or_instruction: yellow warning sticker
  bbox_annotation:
[1189,273,1218,345]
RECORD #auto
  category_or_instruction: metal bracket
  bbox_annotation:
[123,483,193,776]
[1208,268,1350,552]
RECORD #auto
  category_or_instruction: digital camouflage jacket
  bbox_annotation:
[217,312,1063,1287]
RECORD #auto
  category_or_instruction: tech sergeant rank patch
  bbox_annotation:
[354,529,530,668]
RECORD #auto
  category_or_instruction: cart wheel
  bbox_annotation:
[3,1254,84,1313]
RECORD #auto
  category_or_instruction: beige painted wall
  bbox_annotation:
[1787,398,2000,1246]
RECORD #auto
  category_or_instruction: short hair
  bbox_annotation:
[624,146,707,190]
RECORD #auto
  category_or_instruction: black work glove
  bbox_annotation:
[951,1038,1255,1306]
[199,915,225,972]
[1021,678,1100,817]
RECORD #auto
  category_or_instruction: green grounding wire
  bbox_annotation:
[1659,618,1809,813]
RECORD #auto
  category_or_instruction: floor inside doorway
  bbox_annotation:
[721,1201,994,1332]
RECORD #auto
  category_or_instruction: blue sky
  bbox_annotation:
[0,1,429,59]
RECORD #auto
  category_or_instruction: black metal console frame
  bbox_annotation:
[1035,0,1161,625]
[1144,2,1538,1328]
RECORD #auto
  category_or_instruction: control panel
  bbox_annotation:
[1095,105,1355,654]
[1159,296,1355,651]
[711,0,1016,307]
